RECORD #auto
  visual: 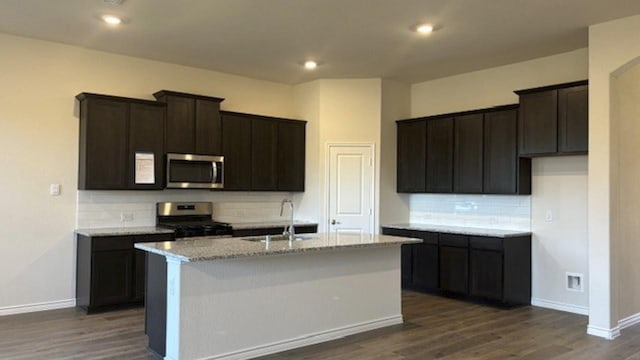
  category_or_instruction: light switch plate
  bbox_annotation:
[49,184,61,196]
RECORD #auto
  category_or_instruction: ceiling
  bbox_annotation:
[2,0,640,85]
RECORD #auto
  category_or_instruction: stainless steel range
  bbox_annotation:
[156,202,233,239]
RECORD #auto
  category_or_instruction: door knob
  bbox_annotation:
[331,219,341,225]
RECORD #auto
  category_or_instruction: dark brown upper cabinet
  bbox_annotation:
[454,114,483,193]
[221,111,306,192]
[251,118,278,191]
[558,85,588,153]
[396,104,530,195]
[397,120,426,193]
[128,103,166,190]
[221,112,252,191]
[76,93,165,190]
[278,121,306,191]
[483,106,531,195]
[153,90,224,155]
[426,117,454,193]
[515,80,588,157]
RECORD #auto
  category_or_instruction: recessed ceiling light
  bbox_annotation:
[102,15,122,25]
[416,24,434,34]
[304,60,318,70]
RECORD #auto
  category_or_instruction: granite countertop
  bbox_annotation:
[75,226,175,237]
[228,220,318,230]
[135,233,421,262]
[382,223,531,238]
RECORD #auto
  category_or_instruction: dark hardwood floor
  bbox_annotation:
[1,291,639,359]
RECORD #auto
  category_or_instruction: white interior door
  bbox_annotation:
[328,145,374,234]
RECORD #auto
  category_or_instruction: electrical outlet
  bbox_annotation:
[49,184,61,196]
[545,210,553,222]
[120,213,134,222]
[566,272,584,292]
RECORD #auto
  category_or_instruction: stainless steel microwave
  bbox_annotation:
[166,153,224,189]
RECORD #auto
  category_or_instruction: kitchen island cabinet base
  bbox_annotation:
[146,246,404,360]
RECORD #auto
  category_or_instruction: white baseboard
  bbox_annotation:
[0,299,76,316]
[531,298,589,315]
[587,324,620,340]
[178,315,403,360]
[618,312,640,330]
[583,312,640,340]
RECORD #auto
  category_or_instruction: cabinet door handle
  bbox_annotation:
[331,219,341,225]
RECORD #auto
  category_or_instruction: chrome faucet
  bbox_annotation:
[280,199,295,242]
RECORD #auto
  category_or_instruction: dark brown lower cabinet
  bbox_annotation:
[400,245,413,288]
[91,250,133,306]
[381,228,439,292]
[382,227,531,305]
[133,250,146,302]
[411,231,439,291]
[469,249,503,300]
[76,232,175,313]
[412,243,439,291]
[439,246,469,295]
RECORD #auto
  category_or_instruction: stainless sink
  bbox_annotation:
[243,234,317,242]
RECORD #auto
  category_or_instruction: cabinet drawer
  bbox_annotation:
[470,236,503,251]
[294,225,318,234]
[92,236,133,251]
[381,227,412,238]
[439,234,468,247]
[132,233,175,243]
[233,228,282,237]
[416,231,438,245]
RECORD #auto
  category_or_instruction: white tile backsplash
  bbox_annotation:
[78,191,530,230]
[76,190,296,228]
[409,194,531,230]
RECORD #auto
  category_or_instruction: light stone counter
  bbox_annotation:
[383,223,531,238]
[135,233,421,262]
[75,226,175,237]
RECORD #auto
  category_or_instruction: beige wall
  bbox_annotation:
[410,48,589,314]
[611,63,640,322]
[293,79,384,232]
[292,81,322,228]
[320,79,382,232]
[588,13,640,336]
[0,32,395,311]
[411,48,588,117]
[380,80,411,226]
[531,157,589,313]
[0,33,295,311]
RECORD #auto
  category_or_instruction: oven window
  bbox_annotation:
[169,160,212,183]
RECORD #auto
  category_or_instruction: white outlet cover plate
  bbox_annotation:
[49,184,61,196]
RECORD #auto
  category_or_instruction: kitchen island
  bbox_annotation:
[135,233,421,360]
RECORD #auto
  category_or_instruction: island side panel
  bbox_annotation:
[166,257,183,360]
[174,245,402,360]
[144,252,168,358]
